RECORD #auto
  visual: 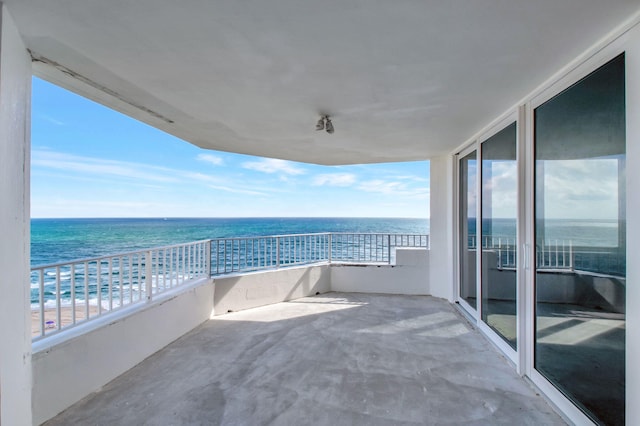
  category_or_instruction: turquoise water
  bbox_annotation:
[30,217,624,306]
[31,217,429,267]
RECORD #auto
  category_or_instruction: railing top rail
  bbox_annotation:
[31,239,212,271]
[213,232,331,241]
[330,232,427,236]
[211,232,426,239]
[31,232,430,270]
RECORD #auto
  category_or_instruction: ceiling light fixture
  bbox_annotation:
[325,116,334,134]
[316,116,334,134]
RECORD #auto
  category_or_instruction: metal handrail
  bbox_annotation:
[32,239,212,270]
[31,239,210,341]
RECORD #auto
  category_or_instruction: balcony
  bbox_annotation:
[43,292,563,425]
[30,233,433,423]
[30,233,626,424]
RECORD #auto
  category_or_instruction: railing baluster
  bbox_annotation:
[96,261,102,315]
[71,264,76,324]
[55,266,62,331]
[146,251,153,301]
[129,255,133,304]
[182,245,186,283]
[84,262,90,320]
[190,245,195,278]
[569,241,574,271]
[39,269,45,336]
[216,240,220,275]
[119,256,124,308]
[224,240,227,273]
[108,259,113,311]
[139,254,143,300]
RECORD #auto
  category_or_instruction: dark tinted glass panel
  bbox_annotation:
[534,54,625,425]
[481,122,517,349]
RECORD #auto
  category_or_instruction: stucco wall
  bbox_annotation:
[0,6,33,426]
[212,265,331,315]
[32,279,214,425]
[331,248,429,295]
[429,156,455,301]
[482,250,625,312]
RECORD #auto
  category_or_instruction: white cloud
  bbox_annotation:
[242,158,305,175]
[357,179,429,199]
[32,150,179,183]
[482,162,517,218]
[197,153,224,166]
[32,149,277,198]
[542,159,619,219]
[207,185,268,196]
[358,180,405,194]
[39,114,65,126]
[183,172,223,184]
[392,175,429,182]
[313,173,356,187]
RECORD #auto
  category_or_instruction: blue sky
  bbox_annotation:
[31,77,430,218]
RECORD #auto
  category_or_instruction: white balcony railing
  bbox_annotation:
[31,233,429,341]
[468,236,624,276]
[469,236,574,270]
[31,240,211,341]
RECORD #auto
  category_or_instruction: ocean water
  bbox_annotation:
[30,217,624,307]
[31,217,430,267]
[473,218,622,247]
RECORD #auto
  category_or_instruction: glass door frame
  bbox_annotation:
[456,143,480,317]
[474,112,522,366]
[455,112,522,367]
[523,38,629,426]
[453,21,635,426]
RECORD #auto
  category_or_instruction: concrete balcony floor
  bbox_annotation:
[45,293,565,425]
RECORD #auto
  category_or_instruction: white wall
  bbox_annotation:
[428,156,455,301]
[0,5,32,425]
[32,280,214,425]
[213,265,330,315]
[331,248,429,295]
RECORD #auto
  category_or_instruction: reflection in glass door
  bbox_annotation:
[534,54,625,425]
[481,123,517,349]
[459,150,477,309]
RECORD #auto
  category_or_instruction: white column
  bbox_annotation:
[0,4,32,425]
[625,23,640,426]
[428,155,455,301]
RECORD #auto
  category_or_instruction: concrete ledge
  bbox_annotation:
[331,248,429,295]
[213,265,331,315]
[32,279,214,425]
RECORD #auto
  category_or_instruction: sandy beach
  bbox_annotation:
[32,305,101,337]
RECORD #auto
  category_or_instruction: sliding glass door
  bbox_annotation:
[481,123,518,350]
[534,54,626,425]
[457,49,627,426]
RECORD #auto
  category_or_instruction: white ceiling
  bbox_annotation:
[6,0,640,165]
